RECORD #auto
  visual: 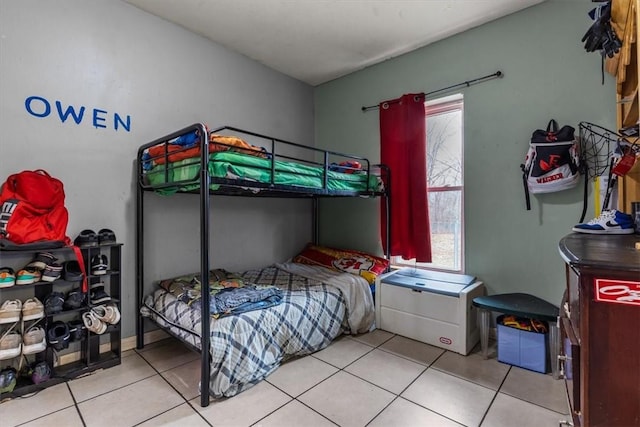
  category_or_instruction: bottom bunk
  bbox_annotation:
[140,261,376,398]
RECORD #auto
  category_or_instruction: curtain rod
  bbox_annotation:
[361,70,503,112]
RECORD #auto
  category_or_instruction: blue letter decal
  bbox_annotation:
[55,101,85,124]
[114,113,131,132]
[25,96,51,118]
[92,108,107,129]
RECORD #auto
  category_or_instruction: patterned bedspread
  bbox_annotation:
[141,264,371,398]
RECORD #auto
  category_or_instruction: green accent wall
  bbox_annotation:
[314,0,616,305]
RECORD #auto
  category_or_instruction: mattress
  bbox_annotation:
[141,263,374,398]
[143,150,382,195]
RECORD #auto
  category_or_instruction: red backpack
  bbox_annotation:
[0,170,70,245]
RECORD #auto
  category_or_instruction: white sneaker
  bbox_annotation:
[92,305,120,325]
[0,300,22,324]
[22,327,46,354]
[572,209,635,234]
[82,311,107,334]
[0,332,22,360]
[22,298,45,321]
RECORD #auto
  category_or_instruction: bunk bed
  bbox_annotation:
[135,123,390,407]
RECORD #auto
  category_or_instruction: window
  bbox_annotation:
[392,94,464,272]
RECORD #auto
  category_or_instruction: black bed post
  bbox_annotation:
[312,197,319,245]
[198,123,212,408]
[136,162,145,349]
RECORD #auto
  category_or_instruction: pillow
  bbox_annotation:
[292,243,389,284]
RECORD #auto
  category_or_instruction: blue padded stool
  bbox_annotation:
[472,293,560,379]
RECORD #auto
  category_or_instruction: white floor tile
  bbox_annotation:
[68,351,156,402]
[312,336,373,368]
[402,369,495,426]
[432,350,510,390]
[78,375,184,427]
[349,329,394,347]
[482,393,570,427]
[0,383,74,426]
[255,400,336,427]
[344,348,425,394]
[15,405,83,427]
[161,358,201,401]
[192,380,291,427]
[266,354,338,397]
[500,366,568,414]
[379,335,445,366]
[298,371,394,427]
[369,397,463,427]
[138,403,210,427]
[137,338,199,372]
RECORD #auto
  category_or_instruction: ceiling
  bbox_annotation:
[125,0,546,86]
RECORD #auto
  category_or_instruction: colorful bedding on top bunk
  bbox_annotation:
[141,262,375,398]
[141,132,382,195]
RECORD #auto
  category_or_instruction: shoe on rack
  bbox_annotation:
[44,292,65,315]
[90,254,109,276]
[63,261,83,282]
[82,311,107,335]
[26,252,57,270]
[92,304,120,325]
[0,367,17,393]
[16,267,41,285]
[572,209,635,234]
[0,300,22,324]
[22,327,46,355]
[0,332,22,360]
[68,319,86,342]
[0,267,16,288]
[41,263,63,282]
[47,321,70,351]
[64,288,86,311]
[98,228,116,245]
[90,284,112,305]
[22,297,45,321]
[74,229,98,247]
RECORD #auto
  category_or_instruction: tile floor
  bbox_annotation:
[0,330,570,427]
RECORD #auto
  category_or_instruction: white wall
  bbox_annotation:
[0,0,315,338]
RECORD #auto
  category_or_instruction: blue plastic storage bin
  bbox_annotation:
[497,315,548,373]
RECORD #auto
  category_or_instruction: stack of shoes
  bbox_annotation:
[83,304,120,335]
[572,209,635,234]
[98,229,116,245]
[16,252,61,285]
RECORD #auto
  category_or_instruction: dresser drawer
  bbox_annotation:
[379,281,459,324]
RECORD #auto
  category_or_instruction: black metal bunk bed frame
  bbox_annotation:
[135,123,390,407]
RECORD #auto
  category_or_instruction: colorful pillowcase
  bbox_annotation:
[292,243,389,284]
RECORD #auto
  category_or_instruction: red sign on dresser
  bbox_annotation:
[594,279,640,307]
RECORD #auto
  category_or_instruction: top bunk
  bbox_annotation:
[137,123,389,198]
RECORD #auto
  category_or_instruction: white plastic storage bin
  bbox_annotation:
[375,268,486,355]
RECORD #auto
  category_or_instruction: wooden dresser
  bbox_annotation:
[558,233,640,427]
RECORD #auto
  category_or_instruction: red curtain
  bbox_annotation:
[380,93,432,262]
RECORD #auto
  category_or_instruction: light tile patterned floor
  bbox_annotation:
[0,330,570,426]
